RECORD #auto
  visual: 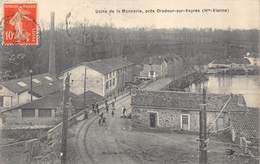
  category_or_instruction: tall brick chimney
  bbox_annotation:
[49,12,56,75]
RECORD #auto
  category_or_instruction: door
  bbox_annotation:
[149,112,157,128]
[181,114,190,130]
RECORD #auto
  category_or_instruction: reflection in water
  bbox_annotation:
[189,75,260,108]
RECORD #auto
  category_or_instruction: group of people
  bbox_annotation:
[97,100,115,127]
[98,111,106,126]
[92,103,100,115]
[96,98,128,126]
[105,100,116,117]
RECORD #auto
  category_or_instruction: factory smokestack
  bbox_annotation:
[49,12,56,75]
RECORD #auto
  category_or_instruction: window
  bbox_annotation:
[17,81,27,87]
[39,109,52,117]
[109,80,112,87]
[32,79,40,84]
[106,81,109,89]
[112,78,115,86]
[22,109,35,118]
[44,76,53,81]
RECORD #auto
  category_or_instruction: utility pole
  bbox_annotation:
[29,69,33,102]
[61,73,70,164]
[199,87,208,164]
[83,66,87,108]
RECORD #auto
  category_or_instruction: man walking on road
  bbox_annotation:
[105,100,109,113]
[96,103,99,114]
[111,101,115,117]
[92,103,96,114]
[122,107,126,118]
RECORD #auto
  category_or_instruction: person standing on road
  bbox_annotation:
[105,100,109,113]
[98,112,104,126]
[96,103,99,114]
[122,106,126,118]
[92,103,96,114]
[111,101,115,117]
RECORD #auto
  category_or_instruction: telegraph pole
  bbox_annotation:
[83,66,87,107]
[61,73,70,164]
[29,69,33,102]
[199,87,208,164]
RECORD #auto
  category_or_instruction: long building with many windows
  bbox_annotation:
[61,56,135,97]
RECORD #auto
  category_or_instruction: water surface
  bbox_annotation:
[189,75,260,108]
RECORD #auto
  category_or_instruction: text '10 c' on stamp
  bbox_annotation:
[2,3,38,45]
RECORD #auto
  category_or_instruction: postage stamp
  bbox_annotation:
[2,3,38,45]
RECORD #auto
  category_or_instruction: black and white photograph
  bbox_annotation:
[0,0,259,163]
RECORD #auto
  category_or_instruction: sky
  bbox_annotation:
[0,0,259,29]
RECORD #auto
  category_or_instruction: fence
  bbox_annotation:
[0,138,41,164]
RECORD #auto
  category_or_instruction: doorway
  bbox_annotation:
[149,112,157,128]
[181,114,190,130]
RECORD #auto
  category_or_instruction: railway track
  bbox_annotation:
[75,114,98,164]
[74,94,132,164]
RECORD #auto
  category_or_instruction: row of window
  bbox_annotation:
[106,71,116,79]
[105,78,116,89]
[21,108,52,118]
[105,67,127,79]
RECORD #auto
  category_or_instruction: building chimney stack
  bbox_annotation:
[49,12,56,75]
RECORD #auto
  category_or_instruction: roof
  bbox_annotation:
[132,90,246,112]
[230,107,259,139]
[29,80,62,97]
[71,91,104,109]
[212,58,250,65]
[12,91,63,110]
[81,57,134,74]
[0,73,58,94]
[2,90,104,113]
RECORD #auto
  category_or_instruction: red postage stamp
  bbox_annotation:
[2,3,38,45]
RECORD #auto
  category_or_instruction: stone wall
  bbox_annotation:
[132,106,229,132]
[1,128,50,140]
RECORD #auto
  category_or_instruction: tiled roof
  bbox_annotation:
[30,80,62,97]
[230,107,259,139]
[132,90,246,112]
[82,57,133,74]
[0,73,57,94]
[225,94,248,112]
[13,91,63,109]
[3,90,104,112]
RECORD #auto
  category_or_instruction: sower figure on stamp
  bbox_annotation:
[9,6,32,42]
